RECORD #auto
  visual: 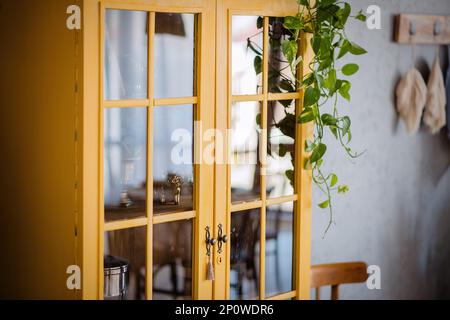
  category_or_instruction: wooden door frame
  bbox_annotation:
[82,0,312,300]
[214,0,313,300]
[82,0,215,300]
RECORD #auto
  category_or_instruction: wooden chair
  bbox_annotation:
[310,262,368,300]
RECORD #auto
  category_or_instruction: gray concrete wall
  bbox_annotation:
[312,0,450,299]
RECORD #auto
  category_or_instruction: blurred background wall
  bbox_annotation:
[312,0,450,299]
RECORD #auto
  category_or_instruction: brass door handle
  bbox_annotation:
[205,226,215,281]
[205,226,216,248]
[217,223,227,254]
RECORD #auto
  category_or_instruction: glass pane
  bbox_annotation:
[104,226,147,300]
[104,10,148,100]
[104,108,147,223]
[267,100,295,198]
[265,202,294,297]
[230,209,260,300]
[268,17,297,93]
[153,105,194,215]
[232,16,263,95]
[153,220,193,300]
[154,13,195,98]
[231,102,261,203]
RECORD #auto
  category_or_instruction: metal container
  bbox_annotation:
[104,255,129,300]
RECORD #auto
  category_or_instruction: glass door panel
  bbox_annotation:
[153,104,194,215]
[215,0,310,301]
[104,107,148,223]
[230,209,261,300]
[104,10,148,100]
[99,0,310,301]
[267,100,295,198]
[265,202,294,297]
[104,227,147,300]
[230,101,261,203]
[231,16,263,95]
[268,17,297,93]
[154,13,195,99]
[101,0,214,300]
[153,220,193,299]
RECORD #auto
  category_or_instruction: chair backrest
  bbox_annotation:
[310,262,368,300]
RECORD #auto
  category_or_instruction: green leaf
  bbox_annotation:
[316,74,325,91]
[349,42,367,55]
[310,143,327,163]
[339,81,351,101]
[282,40,298,65]
[312,36,321,55]
[256,113,261,126]
[279,99,294,108]
[341,116,351,136]
[338,185,349,194]
[254,56,262,75]
[335,3,351,28]
[324,69,337,90]
[292,56,303,70]
[299,108,315,123]
[305,140,315,152]
[297,0,310,7]
[286,170,295,182]
[279,144,288,157]
[337,40,351,59]
[257,16,264,29]
[329,125,339,139]
[303,87,320,107]
[283,16,303,30]
[317,158,324,168]
[330,174,338,187]
[342,63,359,76]
[346,130,353,143]
[318,0,337,7]
[302,73,315,86]
[334,79,343,91]
[304,158,312,170]
[321,114,338,126]
[355,10,367,22]
[277,113,296,139]
[318,200,330,209]
[279,79,295,93]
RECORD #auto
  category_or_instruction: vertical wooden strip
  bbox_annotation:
[194,1,215,299]
[145,11,155,301]
[82,0,101,300]
[98,1,105,301]
[331,285,339,300]
[294,31,314,300]
[223,7,233,300]
[259,16,270,300]
[192,12,200,300]
[193,11,203,300]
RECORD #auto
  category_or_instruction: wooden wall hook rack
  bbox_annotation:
[395,14,450,45]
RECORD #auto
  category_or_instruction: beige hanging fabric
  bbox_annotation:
[396,68,428,134]
[424,55,447,134]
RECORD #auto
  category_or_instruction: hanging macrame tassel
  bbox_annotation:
[207,255,215,281]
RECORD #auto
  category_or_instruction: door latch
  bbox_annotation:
[217,223,228,254]
[205,226,215,281]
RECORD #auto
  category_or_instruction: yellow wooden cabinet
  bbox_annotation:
[0,0,312,300]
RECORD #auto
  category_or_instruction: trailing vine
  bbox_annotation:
[249,0,367,234]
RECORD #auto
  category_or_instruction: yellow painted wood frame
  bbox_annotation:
[214,0,313,300]
[82,0,312,300]
[82,0,215,300]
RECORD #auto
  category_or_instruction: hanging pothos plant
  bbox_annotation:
[248,0,367,234]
